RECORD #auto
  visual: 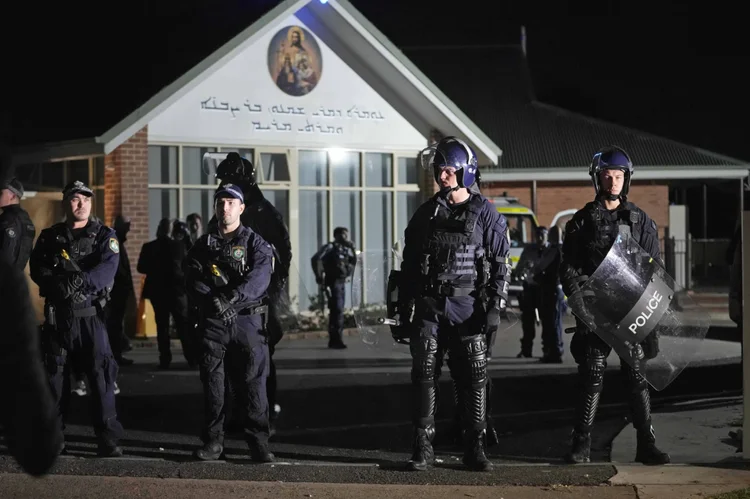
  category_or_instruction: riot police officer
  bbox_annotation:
[560,146,670,464]
[186,183,275,462]
[311,227,357,349]
[394,136,511,472]
[29,180,124,457]
[0,178,35,269]
[209,152,292,429]
[514,226,548,358]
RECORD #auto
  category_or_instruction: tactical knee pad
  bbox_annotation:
[410,336,438,383]
[459,334,488,387]
[580,350,607,389]
[622,362,648,392]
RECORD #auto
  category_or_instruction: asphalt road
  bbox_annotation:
[0,333,742,486]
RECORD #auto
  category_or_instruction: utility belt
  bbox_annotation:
[422,279,476,297]
[237,301,270,329]
[44,293,109,328]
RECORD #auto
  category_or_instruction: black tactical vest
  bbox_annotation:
[421,196,485,288]
[322,242,354,280]
[583,200,643,273]
[206,229,251,284]
[46,221,113,305]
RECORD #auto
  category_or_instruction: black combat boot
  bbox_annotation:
[97,440,124,458]
[462,429,493,471]
[635,425,670,465]
[194,441,224,461]
[248,442,275,463]
[625,365,670,465]
[565,430,591,463]
[406,426,435,471]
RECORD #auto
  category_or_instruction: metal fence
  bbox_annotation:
[662,237,732,290]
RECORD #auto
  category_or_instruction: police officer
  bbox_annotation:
[538,225,564,363]
[29,180,124,457]
[560,146,670,464]
[186,183,275,462]
[0,178,35,269]
[514,226,548,358]
[209,153,292,428]
[395,136,511,472]
[311,227,357,349]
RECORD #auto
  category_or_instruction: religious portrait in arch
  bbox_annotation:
[267,25,323,97]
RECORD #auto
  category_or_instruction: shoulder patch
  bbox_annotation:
[5,227,16,238]
[650,220,657,231]
[231,245,245,261]
[109,237,120,253]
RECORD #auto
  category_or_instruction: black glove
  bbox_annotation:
[212,296,237,326]
[57,274,86,303]
[484,297,502,343]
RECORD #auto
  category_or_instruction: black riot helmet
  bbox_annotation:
[589,146,634,201]
[216,152,256,185]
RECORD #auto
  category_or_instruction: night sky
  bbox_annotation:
[1,1,747,236]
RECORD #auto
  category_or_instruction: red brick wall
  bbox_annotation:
[483,179,669,239]
[104,126,149,303]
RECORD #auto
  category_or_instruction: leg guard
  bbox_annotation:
[566,338,607,464]
[453,335,492,471]
[622,361,670,465]
[406,335,438,471]
[454,334,488,432]
[410,335,439,430]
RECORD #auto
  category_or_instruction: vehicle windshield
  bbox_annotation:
[504,214,538,248]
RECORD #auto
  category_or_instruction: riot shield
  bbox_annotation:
[351,248,402,350]
[567,230,711,391]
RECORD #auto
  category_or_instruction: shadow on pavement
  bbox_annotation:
[52,361,740,464]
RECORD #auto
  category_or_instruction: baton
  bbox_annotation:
[377,317,401,326]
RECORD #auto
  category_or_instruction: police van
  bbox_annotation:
[489,194,540,307]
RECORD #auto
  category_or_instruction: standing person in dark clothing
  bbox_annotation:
[30,180,124,457]
[186,183,275,462]
[207,152,293,431]
[311,227,357,349]
[560,146,670,465]
[187,213,203,246]
[107,215,135,367]
[0,178,35,269]
[0,152,61,475]
[138,219,191,368]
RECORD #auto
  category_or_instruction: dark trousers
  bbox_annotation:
[520,285,564,358]
[327,280,346,344]
[199,315,269,446]
[105,296,129,360]
[45,316,124,444]
[151,293,193,365]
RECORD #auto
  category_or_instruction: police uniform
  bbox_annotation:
[311,236,357,348]
[560,146,670,465]
[186,184,275,462]
[0,178,35,269]
[29,181,124,457]
[208,153,293,429]
[397,137,511,472]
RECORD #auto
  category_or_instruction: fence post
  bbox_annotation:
[685,233,693,290]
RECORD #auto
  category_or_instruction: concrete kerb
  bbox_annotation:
[129,328,358,349]
[609,464,750,499]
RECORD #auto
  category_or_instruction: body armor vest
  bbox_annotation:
[206,229,251,285]
[421,196,485,290]
[47,222,112,308]
[323,242,355,281]
[583,200,642,274]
